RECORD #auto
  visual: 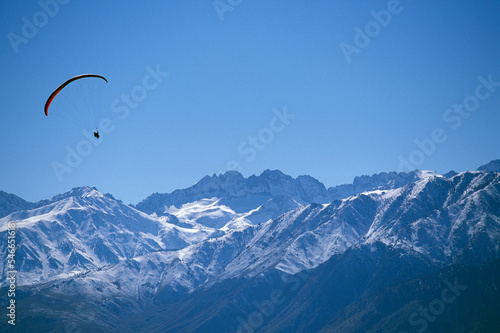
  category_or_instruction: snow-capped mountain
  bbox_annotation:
[0,186,213,286]
[135,170,329,221]
[58,171,499,296]
[1,163,499,332]
[327,169,441,201]
[164,197,247,229]
[135,169,438,225]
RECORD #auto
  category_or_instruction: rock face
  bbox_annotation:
[0,190,34,218]
[1,162,499,332]
[135,169,437,224]
[478,159,500,172]
[327,170,440,201]
[135,170,329,214]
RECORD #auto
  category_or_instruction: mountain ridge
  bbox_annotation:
[1,161,499,332]
[134,169,441,220]
[0,190,34,219]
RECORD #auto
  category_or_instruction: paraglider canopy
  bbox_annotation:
[44,74,108,116]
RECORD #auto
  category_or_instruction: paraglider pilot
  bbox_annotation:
[44,74,108,141]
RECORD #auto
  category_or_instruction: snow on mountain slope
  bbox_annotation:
[2,163,499,332]
[27,171,500,309]
[60,200,369,300]
[327,170,441,201]
[134,169,437,228]
[135,170,329,221]
[244,194,302,224]
[0,186,213,286]
[164,197,244,229]
[135,169,447,229]
[184,171,500,289]
[359,171,500,264]
[39,223,258,304]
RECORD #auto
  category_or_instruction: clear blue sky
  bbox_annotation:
[1,0,499,204]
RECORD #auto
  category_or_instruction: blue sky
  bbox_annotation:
[1,0,499,204]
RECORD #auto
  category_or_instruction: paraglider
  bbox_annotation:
[44,74,108,138]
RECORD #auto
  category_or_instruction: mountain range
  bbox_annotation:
[1,161,500,332]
